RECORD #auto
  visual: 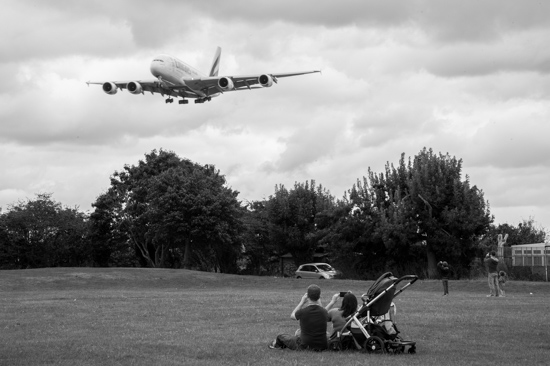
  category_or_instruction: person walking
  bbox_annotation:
[484,251,500,297]
[437,261,450,296]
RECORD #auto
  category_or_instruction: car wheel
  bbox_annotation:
[319,276,325,279]
[296,276,301,279]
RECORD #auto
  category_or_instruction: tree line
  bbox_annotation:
[0,148,546,278]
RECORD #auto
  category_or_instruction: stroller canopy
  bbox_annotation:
[362,272,397,317]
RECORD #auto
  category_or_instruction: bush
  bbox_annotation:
[508,266,532,281]
[468,258,486,280]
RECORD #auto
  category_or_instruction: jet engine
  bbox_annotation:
[102,82,118,95]
[218,77,234,91]
[259,74,273,87]
[127,81,143,94]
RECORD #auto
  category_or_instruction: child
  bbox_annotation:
[374,301,397,336]
[498,271,508,297]
[437,261,450,296]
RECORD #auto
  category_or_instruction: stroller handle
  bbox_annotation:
[360,274,419,302]
[392,275,419,299]
[395,274,419,285]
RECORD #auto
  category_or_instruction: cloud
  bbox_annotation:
[1,1,136,63]
[468,106,550,169]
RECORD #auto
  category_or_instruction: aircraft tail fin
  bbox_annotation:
[209,47,221,77]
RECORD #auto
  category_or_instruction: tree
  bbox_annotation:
[316,178,386,278]
[478,219,547,255]
[266,180,335,267]
[363,148,492,277]
[240,200,274,275]
[408,149,493,276]
[90,149,243,271]
[367,156,421,273]
[0,193,89,268]
[505,219,546,245]
[89,190,135,267]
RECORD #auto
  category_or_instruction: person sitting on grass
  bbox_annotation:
[324,292,358,338]
[269,284,328,351]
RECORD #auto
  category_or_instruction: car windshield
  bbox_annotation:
[316,264,333,272]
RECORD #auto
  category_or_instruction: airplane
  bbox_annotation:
[87,47,320,104]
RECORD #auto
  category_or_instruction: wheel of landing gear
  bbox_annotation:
[408,345,416,354]
[363,336,385,354]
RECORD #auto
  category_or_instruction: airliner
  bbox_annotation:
[87,47,320,104]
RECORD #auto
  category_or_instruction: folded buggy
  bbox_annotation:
[335,272,418,354]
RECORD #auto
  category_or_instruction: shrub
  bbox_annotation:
[508,266,532,281]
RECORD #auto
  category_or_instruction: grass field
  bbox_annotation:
[1,268,549,366]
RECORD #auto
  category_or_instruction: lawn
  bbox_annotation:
[1,268,549,366]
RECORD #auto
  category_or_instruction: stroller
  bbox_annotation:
[334,272,418,354]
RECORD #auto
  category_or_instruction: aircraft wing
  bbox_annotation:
[87,70,320,99]
[181,70,321,95]
[86,80,203,98]
[270,71,322,78]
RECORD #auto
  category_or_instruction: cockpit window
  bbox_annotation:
[153,59,164,62]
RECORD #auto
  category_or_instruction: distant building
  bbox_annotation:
[508,243,550,279]
[510,243,548,267]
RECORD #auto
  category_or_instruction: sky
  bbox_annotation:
[1,0,549,232]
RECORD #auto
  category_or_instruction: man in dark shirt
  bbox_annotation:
[269,284,329,351]
[437,261,451,296]
[484,251,500,297]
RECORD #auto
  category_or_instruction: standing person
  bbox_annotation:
[269,284,329,351]
[498,271,508,297]
[437,261,450,296]
[325,292,358,337]
[484,251,500,297]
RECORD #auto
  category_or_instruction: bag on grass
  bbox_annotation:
[328,331,342,351]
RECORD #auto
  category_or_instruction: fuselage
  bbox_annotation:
[150,55,205,85]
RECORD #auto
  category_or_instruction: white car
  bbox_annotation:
[295,263,338,279]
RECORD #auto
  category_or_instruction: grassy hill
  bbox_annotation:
[1,268,549,365]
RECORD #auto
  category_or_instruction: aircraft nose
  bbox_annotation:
[150,59,162,77]
[150,61,158,76]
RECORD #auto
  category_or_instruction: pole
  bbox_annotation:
[545,245,550,282]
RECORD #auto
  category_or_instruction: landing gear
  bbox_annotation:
[194,97,212,104]
[164,97,210,105]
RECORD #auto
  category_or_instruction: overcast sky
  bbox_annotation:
[1,0,549,232]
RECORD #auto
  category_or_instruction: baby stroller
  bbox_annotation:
[336,272,418,354]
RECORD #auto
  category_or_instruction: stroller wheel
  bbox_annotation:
[363,336,385,354]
